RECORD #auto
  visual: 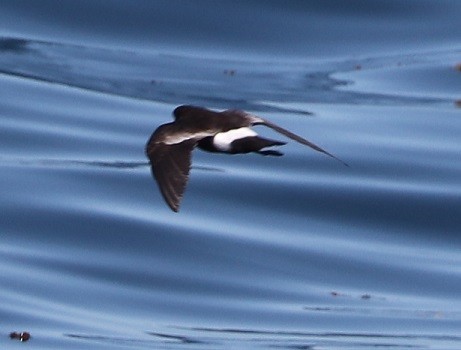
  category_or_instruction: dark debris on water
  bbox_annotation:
[9,331,31,342]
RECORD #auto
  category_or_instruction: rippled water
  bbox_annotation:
[1,1,461,349]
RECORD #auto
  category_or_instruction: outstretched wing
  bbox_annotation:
[255,118,349,167]
[146,138,196,212]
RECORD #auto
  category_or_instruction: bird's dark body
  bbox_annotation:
[147,107,250,145]
[175,105,253,129]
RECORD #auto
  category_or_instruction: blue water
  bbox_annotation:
[1,1,461,349]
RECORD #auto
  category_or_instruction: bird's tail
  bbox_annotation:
[255,118,349,167]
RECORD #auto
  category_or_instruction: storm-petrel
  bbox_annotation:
[146,105,347,212]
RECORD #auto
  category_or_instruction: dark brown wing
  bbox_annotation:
[257,119,349,167]
[146,139,196,212]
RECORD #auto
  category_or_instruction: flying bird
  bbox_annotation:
[146,105,347,212]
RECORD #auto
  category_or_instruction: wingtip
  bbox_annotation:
[328,154,350,168]
[337,157,350,168]
[166,200,181,212]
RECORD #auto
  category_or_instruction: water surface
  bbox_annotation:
[1,1,460,349]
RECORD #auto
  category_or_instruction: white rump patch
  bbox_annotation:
[213,127,257,151]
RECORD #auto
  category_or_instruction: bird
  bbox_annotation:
[145,105,347,212]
